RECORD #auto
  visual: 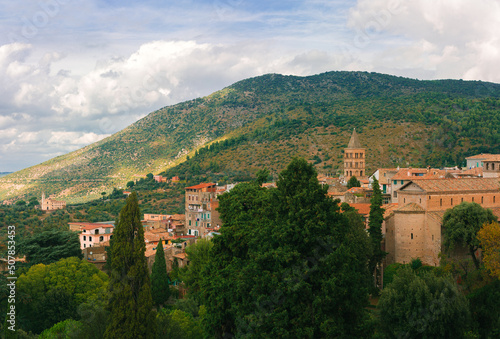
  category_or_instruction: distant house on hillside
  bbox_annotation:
[69,222,114,249]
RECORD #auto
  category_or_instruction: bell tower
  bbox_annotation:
[344,128,365,181]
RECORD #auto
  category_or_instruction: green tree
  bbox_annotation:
[104,192,156,339]
[16,257,108,334]
[156,309,204,339]
[180,238,213,301]
[378,267,471,338]
[19,228,82,266]
[151,239,171,307]
[126,181,135,188]
[368,177,386,289]
[346,175,361,189]
[255,168,270,185]
[15,200,26,206]
[201,158,372,338]
[443,202,497,269]
[28,197,39,207]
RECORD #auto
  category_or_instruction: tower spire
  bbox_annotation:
[347,128,362,149]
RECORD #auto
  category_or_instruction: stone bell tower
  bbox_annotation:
[343,128,365,181]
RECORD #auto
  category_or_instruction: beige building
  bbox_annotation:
[385,178,500,266]
[483,155,500,178]
[185,183,217,237]
[41,192,66,211]
[343,129,366,181]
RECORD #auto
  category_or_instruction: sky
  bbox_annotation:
[1,0,500,172]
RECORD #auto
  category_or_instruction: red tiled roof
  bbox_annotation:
[185,183,216,190]
[407,178,500,193]
[465,153,493,160]
[70,222,114,230]
[397,203,425,212]
[392,168,445,180]
[349,203,371,215]
[484,155,500,162]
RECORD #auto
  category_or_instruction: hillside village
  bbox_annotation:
[24,129,498,276]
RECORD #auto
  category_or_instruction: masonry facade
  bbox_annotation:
[185,183,217,237]
[344,129,366,181]
[384,178,500,266]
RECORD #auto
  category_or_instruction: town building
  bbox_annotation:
[185,183,217,237]
[483,155,500,178]
[343,129,366,181]
[390,168,446,203]
[384,178,500,266]
[72,222,114,249]
[40,192,66,211]
[466,153,493,169]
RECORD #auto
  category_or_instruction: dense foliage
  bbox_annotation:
[105,192,156,338]
[16,257,108,334]
[200,158,373,338]
[443,202,498,269]
[151,239,170,307]
[378,267,470,338]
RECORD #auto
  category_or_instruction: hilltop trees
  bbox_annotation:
[104,192,156,339]
[151,239,170,307]
[443,202,497,269]
[200,158,372,338]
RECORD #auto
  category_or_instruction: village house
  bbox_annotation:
[384,178,500,266]
[40,192,66,211]
[72,222,114,249]
[185,183,217,237]
[483,155,500,178]
[390,168,446,203]
[465,153,493,169]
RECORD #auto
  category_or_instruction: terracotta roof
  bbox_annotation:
[174,252,187,260]
[484,155,500,162]
[347,187,365,194]
[406,178,500,193]
[347,128,363,149]
[392,168,445,180]
[382,203,398,218]
[185,183,216,190]
[349,203,371,215]
[457,167,483,177]
[397,203,425,212]
[465,153,493,160]
[70,222,114,230]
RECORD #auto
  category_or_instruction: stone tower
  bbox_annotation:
[344,128,365,181]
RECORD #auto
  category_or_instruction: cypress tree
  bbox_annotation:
[368,177,387,289]
[104,192,156,339]
[151,239,170,307]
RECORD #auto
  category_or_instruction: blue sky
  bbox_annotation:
[1,0,500,172]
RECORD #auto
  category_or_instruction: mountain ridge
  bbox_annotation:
[1,71,500,203]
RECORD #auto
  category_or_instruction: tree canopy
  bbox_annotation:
[104,192,156,339]
[200,158,372,338]
[442,202,497,269]
[16,257,108,334]
[477,222,500,278]
[347,175,361,189]
[151,239,170,307]
[378,267,470,338]
[19,228,82,266]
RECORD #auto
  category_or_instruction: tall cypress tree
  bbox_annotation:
[368,177,386,289]
[151,239,170,307]
[104,192,156,338]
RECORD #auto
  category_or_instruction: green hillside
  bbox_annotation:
[1,71,500,203]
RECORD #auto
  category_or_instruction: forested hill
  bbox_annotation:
[1,71,500,203]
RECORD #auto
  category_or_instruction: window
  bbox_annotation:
[188,229,191,235]
[461,197,464,203]
[189,220,191,226]
[472,197,474,202]
[404,198,406,203]
[401,180,404,185]
[84,244,86,248]
[440,199,442,207]
[99,236,104,242]
[360,171,363,176]
[451,198,453,205]
[411,233,413,239]
[432,235,434,241]
[95,229,99,234]
[481,196,484,204]
[394,180,397,185]
[495,196,496,203]
[355,153,358,158]
[394,191,397,198]
[83,235,86,241]
[89,236,92,241]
